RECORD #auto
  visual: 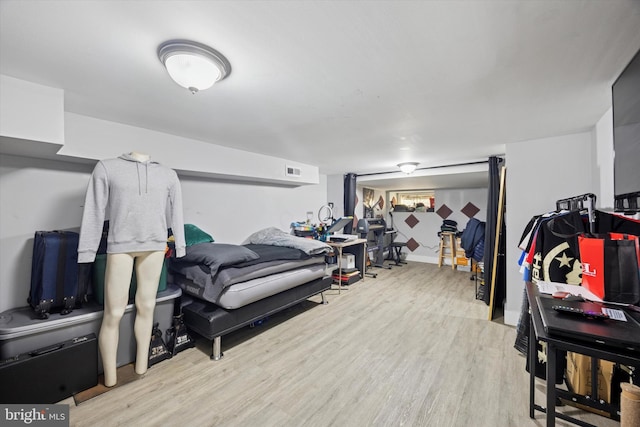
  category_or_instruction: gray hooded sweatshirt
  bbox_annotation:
[78,153,186,263]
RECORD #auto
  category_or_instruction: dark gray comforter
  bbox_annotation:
[168,243,326,302]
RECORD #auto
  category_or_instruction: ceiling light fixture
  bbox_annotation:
[158,40,231,94]
[398,162,419,174]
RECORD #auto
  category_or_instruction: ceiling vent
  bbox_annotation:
[285,165,301,177]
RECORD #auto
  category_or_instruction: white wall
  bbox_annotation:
[0,155,93,312]
[179,174,327,245]
[62,113,320,186]
[326,174,344,218]
[0,75,64,145]
[0,154,327,312]
[593,108,615,209]
[504,131,595,325]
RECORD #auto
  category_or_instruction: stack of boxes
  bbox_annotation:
[455,237,471,272]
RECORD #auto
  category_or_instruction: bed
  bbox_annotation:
[167,227,333,360]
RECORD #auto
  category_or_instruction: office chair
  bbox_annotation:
[356,219,378,278]
[388,240,408,266]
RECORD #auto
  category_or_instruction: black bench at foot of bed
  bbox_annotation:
[181,276,332,360]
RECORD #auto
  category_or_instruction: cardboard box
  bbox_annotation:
[339,254,355,269]
[472,262,483,274]
[455,256,470,266]
[565,352,614,402]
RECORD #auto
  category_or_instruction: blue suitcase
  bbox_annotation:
[29,231,81,319]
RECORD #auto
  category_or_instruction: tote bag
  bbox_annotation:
[578,233,640,304]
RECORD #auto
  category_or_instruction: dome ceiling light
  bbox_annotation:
[398,162,419,174]
[158,40,231,94]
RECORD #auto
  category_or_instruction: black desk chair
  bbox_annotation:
[388,241,408,266]
[356,219,378,278]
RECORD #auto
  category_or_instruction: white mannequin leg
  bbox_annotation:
[100,253,135,387]
[99,251,163,387]
[132,250,164,375]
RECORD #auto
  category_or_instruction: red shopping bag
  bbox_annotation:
[578,233,640,304]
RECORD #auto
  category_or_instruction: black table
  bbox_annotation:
[526,282,640,426]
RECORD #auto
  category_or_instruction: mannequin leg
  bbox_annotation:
[100,253,135,387]
[132,250,164,376]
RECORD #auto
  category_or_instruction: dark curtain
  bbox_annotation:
[343,173,357,234]
[483,156,505,306]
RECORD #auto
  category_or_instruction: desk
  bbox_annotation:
[326,238,367,294]
[526,282,640,426]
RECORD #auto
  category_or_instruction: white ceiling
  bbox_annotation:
[1,1,640,189]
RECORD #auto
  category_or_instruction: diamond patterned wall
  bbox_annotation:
[356,188,487,260]
[406,238,420,252]
[404,214,419,228]
[461,202,480,218]
[436,204,453,219]
[392,189,487,258]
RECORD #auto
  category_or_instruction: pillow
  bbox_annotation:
[243,227,331,255]
[184,224,214,246]
[181,243,260,271]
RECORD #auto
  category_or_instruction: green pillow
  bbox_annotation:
[184,224,214,246]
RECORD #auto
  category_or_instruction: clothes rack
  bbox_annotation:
[615,191,640,213]
[555,193,596,234]
[551,193,640,423]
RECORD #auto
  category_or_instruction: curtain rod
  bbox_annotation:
[356,159,491,178]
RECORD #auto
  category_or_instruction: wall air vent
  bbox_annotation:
[285,165,301,177]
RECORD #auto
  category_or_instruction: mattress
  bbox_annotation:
[173,263,327,309]
[216,264,326,309]
[168,243,326,303]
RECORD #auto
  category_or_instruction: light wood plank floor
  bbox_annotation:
[63,262,620,426]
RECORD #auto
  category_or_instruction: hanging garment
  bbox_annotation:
[596,210,640,236]
[514,210,587,358]
[529,211,588,285]
[460,218,485,261]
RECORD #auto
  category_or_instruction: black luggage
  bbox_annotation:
[29,231,82,319]
[0,333,98,403]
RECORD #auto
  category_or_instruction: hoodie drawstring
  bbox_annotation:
[135,162,148,195]
[128,155,149,195]
[136,162,141,195]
